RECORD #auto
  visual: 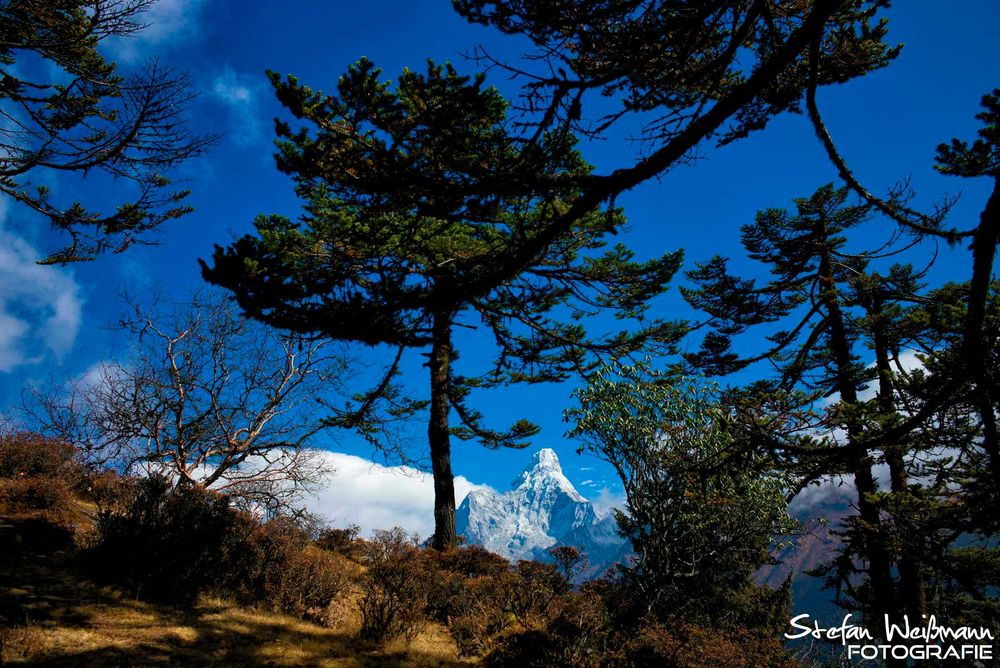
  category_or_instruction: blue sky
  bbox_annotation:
[2,1,998,534]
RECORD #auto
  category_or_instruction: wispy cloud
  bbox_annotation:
[589,486,626,517]
[210,67,267,146]
[107,0,208,63]
[0,221,83,373]
[304,450,494,539]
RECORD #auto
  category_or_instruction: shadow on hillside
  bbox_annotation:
[0,514,465,667]
[7,604,464,667]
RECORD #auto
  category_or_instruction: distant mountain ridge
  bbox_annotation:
[456,448,629,579]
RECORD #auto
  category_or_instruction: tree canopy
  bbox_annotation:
[0,0,214,263]
[203,60,685,548]
[566,363,795,626]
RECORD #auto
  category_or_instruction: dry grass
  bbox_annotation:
[0,512,473,667]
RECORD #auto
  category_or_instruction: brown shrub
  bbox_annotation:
[223,514,310,601]
[0,477,71,512]
[425,543,514,650]
[445,572,526,657]
[625,622,798,668]
[269,546,354,624]
[82,469,137,510]
[434,544,510,578]
[85,476,358,626]
[482,588,617,667]
[85,476,236,602]
[0,432,81,484]
[434,554,587,659]
[510,560,567,622]
[315,524,361,557]
[357,527,430,645]
[0,432,82,525]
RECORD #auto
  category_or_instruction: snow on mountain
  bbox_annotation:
[456,448,629,577]
[457,448,857,617]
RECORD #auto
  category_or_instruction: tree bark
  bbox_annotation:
[870,293,926,621]
[817,236,901,666]
[429,309,457,550]
[965,177,1000,488]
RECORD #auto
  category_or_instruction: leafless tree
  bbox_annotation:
[29,291,349,514]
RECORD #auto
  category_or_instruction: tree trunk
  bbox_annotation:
[428,309,457,550]
[817,241,901,666]
[870,294,926,620]
[965,177,1000,488]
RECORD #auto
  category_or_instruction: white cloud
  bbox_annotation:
[589,486,627,517]
[0,227,83,372]
[820,349,928,409]
[210,67,266,146]
[304,450,495,540]
[788,475,854,516]
[107,0,208,63]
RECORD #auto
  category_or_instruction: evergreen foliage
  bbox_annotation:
[203,61,685,548]
[0,0,214,262]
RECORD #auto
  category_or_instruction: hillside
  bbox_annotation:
[0,511,467,667]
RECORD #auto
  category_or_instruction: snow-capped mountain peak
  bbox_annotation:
[509,447,585,503]
[456,448,628,577]
[529,447,561,471]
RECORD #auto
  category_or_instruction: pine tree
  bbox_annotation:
[682,184,935,649]
[0,0,214,262]
[436,1,900,304]
[202,60,684,549]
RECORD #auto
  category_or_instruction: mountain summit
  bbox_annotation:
[456,448,627,577]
